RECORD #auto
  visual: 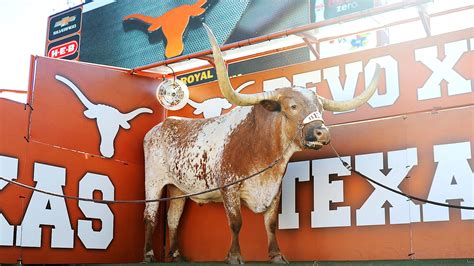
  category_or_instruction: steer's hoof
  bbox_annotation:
[169,249,187,262]
[225,254,244,264]
[270,254,289,264]
[143,251,156,263]
[171,254,187,262]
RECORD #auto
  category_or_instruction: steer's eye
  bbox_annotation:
[291,104,297,110]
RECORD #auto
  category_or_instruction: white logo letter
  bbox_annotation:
[78,173,115,249]
[0,155,17,246]
[323,61,363,113]
[293,70,322,93]
[366,56,400,108]
[279,161,310,229]
[20,163,74,248]
[423,142,473,221]
[415,40,471,100]
[311,157,351,228]
[356,148,420,226]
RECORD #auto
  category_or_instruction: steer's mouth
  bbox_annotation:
[304,140,326,150]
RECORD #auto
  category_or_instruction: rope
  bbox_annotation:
[329,143,474,210]
[0,125,301,205]
[9,124,470,210]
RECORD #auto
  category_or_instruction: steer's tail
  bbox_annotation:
[143,178,165,262]
[143,145,167,262]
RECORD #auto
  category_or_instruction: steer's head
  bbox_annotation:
[264,87,331,150]
[204,24,381,150]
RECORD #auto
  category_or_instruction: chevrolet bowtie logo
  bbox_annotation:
[54,16,76,28]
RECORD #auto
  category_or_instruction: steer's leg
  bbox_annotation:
[143,182,165,262]
[264,188,288,264]
[167,185,187,262]
[222,187,244,264]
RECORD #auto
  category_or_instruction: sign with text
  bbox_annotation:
[47,34,80,60]
[324,0,374,20]
[48,7,82,41]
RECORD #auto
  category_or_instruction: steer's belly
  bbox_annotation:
[171,173,223,204]
[240,178,281,213]
[190,191,223,204]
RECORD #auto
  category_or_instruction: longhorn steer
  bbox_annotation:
[55,75,152,158]
[143,25,381,263]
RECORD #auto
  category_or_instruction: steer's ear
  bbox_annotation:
[260,100,281,112]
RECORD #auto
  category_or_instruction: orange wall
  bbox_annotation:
[0,58,166,264]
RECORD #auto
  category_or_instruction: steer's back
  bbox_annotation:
[144,107,253,200]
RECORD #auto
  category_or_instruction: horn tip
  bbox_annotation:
[372,63,382,84]
[374,63,382,76]
[203,24,216,44]
[202,23,212,35]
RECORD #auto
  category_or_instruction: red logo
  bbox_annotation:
[48,40,79,59]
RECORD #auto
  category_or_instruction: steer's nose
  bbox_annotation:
[304,122,331,145]
[314,126,331,145]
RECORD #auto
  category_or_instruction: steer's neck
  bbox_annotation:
[250,104,285,151]
[221,105,297,174]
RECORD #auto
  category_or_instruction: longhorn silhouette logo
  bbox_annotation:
[187,81,255,118]
[123,0,207,58]
[55,75,153,158]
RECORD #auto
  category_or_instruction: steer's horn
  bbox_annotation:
[319,64,382,112]
[204,24,278,106]
[55,75,95,109]
[123,108,153,121]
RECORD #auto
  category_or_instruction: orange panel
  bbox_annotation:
[0,57,167,264]
[29,57,164,164]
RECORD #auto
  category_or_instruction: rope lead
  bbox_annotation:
[329,143,474,210]
[2,133,472,210]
